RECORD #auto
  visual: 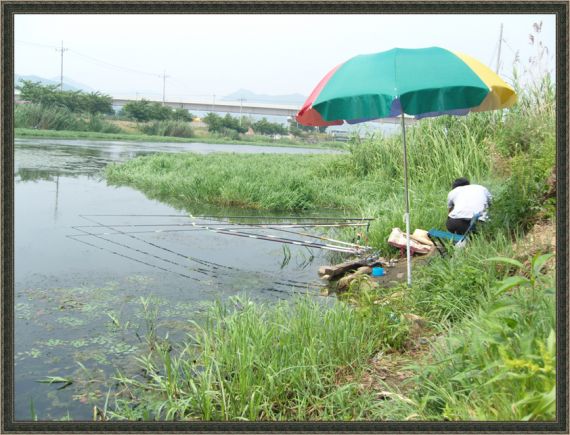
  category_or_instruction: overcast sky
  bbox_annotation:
[15,14,556,101]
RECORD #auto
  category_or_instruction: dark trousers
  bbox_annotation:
[446,217,472,235]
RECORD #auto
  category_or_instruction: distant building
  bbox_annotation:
[329,130,349,142]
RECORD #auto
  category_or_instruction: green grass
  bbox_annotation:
[107,153,361,211]
[409,253,556,420]
[109,295,415,421]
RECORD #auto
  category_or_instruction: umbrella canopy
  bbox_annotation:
[296,47,517,286]
[296,47,516,126]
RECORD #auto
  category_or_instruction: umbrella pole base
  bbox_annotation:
[405,212,412,287]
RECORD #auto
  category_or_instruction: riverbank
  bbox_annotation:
[105,222,555,421]
[15,127,346,151]
[101,74,557,421]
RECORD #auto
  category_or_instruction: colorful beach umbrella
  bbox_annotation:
[296,47,516,286]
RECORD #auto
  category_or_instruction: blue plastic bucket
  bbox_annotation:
[372,267,385,277]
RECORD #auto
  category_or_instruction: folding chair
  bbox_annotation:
[428,213,481,257]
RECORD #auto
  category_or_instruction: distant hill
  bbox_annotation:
[222,89,307,106]
[15,74,94,92]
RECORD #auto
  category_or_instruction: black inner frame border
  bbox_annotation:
[1,1,568,433]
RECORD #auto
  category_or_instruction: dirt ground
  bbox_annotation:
[513,220,556,258]
[370,251,434,288]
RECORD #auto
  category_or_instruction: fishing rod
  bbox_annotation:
[70,222,369,237]
[69,226,366,246]
[81,213,375,221]
[78,214,374,245]
[67,233,200,281]
[188,215,375,222]
[265,226,365,248]
[70,228,319,291]
[68,234,314,295]
[78,215,235,273]
[211,228,370,254]
[80,215,366,257]
[76,216,322,288]
[179,213,371,254]
[72,222,370,229]
[72,226,211,278]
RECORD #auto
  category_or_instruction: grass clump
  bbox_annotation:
[15,103,79,131]
[107,245,555,421]
[15,127,344,151]
[106,153,365,211]
[109,296,414,421]
[137,120,195,138]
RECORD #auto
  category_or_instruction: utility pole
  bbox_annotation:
[212,93,216,112]
[162,70,170,105]
[55,41,68,91]
[496,23,504,74]
[239,98,246,125]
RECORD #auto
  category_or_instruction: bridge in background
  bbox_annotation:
[111,97,412,124]
[111,97,299,118]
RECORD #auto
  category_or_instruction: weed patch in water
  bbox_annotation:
[56,317,86,328]
[16,277,216,420]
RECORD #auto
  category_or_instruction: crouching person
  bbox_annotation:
[446,177,491,235]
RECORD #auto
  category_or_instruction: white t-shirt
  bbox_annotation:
[447,184,492,221]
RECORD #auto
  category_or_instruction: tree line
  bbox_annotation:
[202,113,289,137]
[16,81,322,139]
[17,80,114,115]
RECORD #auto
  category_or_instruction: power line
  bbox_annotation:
[16,38,164,78]
[488,39,498,68]
[500,37,518,55]
[68,50,162,78]
[15,39,59,49]
[15,38,213,99]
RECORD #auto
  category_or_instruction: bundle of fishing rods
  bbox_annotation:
[67,213,375,287]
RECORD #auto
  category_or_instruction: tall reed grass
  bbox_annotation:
[15,103,79,131]
[15,103,122,133]
[138,120,195,138]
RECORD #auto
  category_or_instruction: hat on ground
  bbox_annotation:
[410,229,434,246]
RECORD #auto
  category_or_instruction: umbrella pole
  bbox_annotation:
[400,113,412,287]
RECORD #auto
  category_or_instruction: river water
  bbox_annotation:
[14,138,349,420]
